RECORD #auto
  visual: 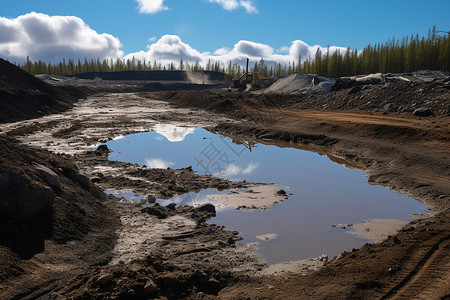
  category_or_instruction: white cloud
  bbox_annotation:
[148,36,157,42]
[124,34,207,66]
[145,158,174,169]
[276,46,290,54]
[218,162,259,178]
[209,0,257,13]
[223,164,242,177]
[136,0,168,14]
[209,0,240,11]
[242,162,259,174]
[0,12,122,63]
[125,35,347,69]
[0,13,347,72]
[239,1,258,14]
[153,124,195,142]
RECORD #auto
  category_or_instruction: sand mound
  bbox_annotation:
[264,73,335,94]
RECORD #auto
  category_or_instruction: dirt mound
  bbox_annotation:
[0,135,117,256]
[0,134,119,298]
[332,71,450,91]
[60,254,235,299]
[264,73,335,94]
[0,58,91,123]
[148,77,450,116]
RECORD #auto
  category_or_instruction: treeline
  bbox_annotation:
[252,26,450,78]
[20,57,219,76]
[18,27,449,79]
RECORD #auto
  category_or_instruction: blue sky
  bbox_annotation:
[1,0,449,65]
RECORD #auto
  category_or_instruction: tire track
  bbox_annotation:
[380,237,450,300]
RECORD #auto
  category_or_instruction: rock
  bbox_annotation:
[0,171,54,219]
[276,189,287,195]
[413,107,433,116]
[166,203,176,210]
[146,194,156,203]
[383,103,396,112]
[319,254,328,262]
[143,279,158,295]
[227,237,235,245]
[65,169,91,190]
[208,277,221,287]
[90,176,102,183]
[144,206,168,219]
[197,203,216,214]
[75,174,91,190]
[175,186,186,193]
[97,273,114,286]
[160,274,179,287]
[33,163,60,190]
[96,144,109,152]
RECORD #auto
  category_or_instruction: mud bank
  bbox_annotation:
[147,86,450,298]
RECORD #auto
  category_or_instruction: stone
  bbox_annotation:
[383,103,396,112]
[160,274,179,287]
[413,107,433,116]
[143,279,158,295]
[96,144,109,152]
[98,273,114,286]
[208,277,220,287]
[175,186,186,193]
[197,203,216,214]
[0,172,54,219]
[90,176,102,183]
[166,203,176,210]
[146,194,156,203]
[33,163,60,190]
[276,189,287,195]
[319,254,328,262]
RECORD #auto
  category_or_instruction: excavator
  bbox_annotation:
[231,58,273,91]
[231,58,253,90]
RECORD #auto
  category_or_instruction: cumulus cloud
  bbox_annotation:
[0,12,122,63]
[124,34,207,65]
[209,0,257,13]
[125,35,347,69]
[136,0,168,14]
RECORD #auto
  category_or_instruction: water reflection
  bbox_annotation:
[153,124,195,142]
[106,188,227,209]
[106,125,427,264]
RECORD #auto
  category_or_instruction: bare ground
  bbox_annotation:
[0,77,449,299]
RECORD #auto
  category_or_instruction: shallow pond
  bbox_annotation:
[106,124,427,264]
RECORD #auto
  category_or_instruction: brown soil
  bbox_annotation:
[0,59,93,123]
[0,68,449,299]
[0,135,119,299]
[146,85,450,299]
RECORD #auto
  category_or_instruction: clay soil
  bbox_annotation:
[0,67,449,299]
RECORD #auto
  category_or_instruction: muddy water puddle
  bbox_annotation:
[106,124,427,264]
